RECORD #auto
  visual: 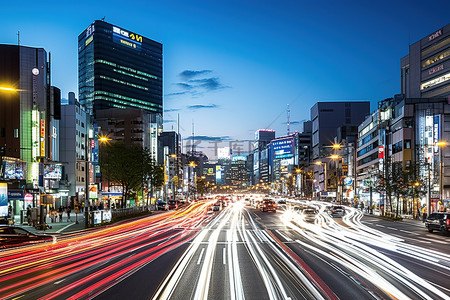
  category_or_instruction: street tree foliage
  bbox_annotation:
[196,177,209,196]
[99,142,163,207]
[146,163,164,203]
[376,159,427,217]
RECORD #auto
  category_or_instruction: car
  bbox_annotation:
[156,201,169,211]
[425,212,450,234]
[212,202,221,211]
[302,209,318,222]
[261,200,277,212]
[168,200,178,210]
[0,226,55,248]
[329,206,345,217]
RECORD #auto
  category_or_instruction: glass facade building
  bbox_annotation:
[78,20,163,117]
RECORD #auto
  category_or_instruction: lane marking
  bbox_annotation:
[387,227,398,231]
[54,279,66,285]
[275,230,293,242]
[223,247,226,265]
[375,224,385,227]
[56,223,76,233]
[197,248,205,265]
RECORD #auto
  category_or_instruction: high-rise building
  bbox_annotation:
[311,101,370,160]
[78,20,163,117]
[60,92,90,205]
[401,23,450,99]
[253,129,275,184]
[0,44,61,221]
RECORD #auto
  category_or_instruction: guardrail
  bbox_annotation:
[111,205,154,219]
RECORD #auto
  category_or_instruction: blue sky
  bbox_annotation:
[1,0,449,157]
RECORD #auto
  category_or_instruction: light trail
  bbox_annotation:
[281,201,450,300]
[0,201,211,300]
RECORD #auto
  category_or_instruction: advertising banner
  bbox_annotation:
[0,183,8,217]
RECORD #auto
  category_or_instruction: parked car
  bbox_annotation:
[156,201,169,211]
[0,226,54,248]
[261,199,277,212]
[302,209,319,222]
[425,212,450,234]
[168,200,178,210]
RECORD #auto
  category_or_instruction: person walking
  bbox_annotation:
[58,206,63,222]
[26,205,32,225]
[66,206,72,222]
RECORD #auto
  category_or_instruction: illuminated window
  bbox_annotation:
[422,49,450,68]
[420,72,450,90]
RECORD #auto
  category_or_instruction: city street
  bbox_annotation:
[1,200,449,300]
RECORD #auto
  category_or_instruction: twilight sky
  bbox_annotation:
[1,0,449,157]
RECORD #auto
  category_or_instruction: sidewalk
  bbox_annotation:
[363,212,425,227]
[20,212,87,235]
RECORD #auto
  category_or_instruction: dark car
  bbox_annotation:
[261,200,277,212]
[425,212,450,234]
[0,226,54,248]
[168,200,178,210]
[156,201,169,211]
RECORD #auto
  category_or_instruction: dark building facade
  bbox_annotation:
[78,20,163,117]
[401,23,450,99]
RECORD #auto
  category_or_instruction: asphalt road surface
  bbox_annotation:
[1,199,449,300]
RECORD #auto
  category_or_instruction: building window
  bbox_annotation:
[404,140,411,149]
[392,141,403,154]
[420,72,450,90]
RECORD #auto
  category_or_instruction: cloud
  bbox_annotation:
[165,91,190,97]
[164,108,181,112]
[179,70,212,80]
[188,77,227,91]
[176,83,194,90]
[282,119,307,125]
[187,104,219,111]
[168,70,230,98]
[184,135,231,141]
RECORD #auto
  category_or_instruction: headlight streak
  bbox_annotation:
[282,202,450,300]
[227,203,245,300]
[0,202,211,300]
[193,208,233,300]
[153,204,233,300]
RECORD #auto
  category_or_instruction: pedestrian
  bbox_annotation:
[66,206,72,222]
[26,205,32,225]
[58,206,63,222]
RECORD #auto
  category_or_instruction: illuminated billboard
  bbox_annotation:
[232,155,247,162]
[3,161,25,180]
[44,164,62,180]
[0,183,7,217]
[112,26,142,50]
[271,136,295,159]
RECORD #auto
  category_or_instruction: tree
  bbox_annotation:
[146,162,164,204]
[100,142,154,208]
[196,177,209,196]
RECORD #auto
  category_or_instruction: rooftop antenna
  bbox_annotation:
[17,31,20,45]
[101,16,106,21]
[287,104,291,135]
[191,119,195,153]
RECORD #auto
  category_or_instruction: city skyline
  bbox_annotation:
[1,0,449,147]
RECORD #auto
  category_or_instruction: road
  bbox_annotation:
[1,199,449,300]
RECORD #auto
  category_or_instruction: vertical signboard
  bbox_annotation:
[40,120,45,157]
[433,115,440,155]
[0,183,7,217]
